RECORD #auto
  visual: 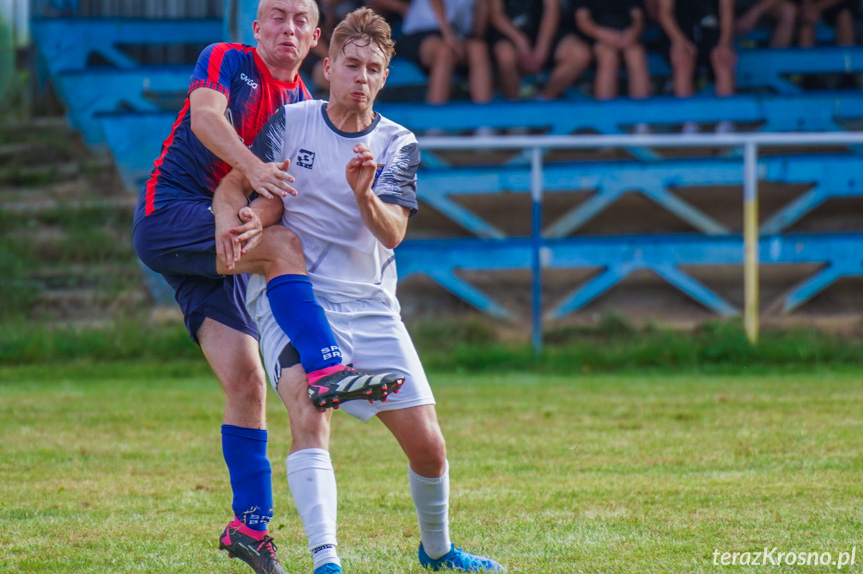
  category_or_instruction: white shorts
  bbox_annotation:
[251,290,436,423]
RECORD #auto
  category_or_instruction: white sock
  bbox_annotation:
[286,448,340,568]
[409,461,451,559]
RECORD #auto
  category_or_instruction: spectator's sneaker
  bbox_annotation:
[419,543,506,572]
[219,519,287,574]
[307,364,404,412]
[715,120,735,134]
[681,120,700,135]
[314,564,343,574]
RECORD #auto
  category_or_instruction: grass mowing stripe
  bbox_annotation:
[1,365,862,572]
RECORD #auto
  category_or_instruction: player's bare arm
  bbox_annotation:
[213,165,292,269]
[189,87,295,199]
[346,143,409,249]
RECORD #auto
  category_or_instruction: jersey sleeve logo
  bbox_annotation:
[297,149,316,169]
[372,163,385,190]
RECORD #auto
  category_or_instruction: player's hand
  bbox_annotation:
[346,143,377,196]
[231,206,264,260]
[215,211,244,271]
[245,158,298,200]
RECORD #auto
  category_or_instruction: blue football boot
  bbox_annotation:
[419,543,505,572]
[313,563,342,574]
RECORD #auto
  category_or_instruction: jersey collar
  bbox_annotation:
[321,101,381,138]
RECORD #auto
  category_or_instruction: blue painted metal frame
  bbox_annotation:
[395,233,863,319]
[31,18,223,144]
[737,46,863,95]
[31,19,223,74]
[97,92,863,190]
[416,154,863,239]
[378,92,863,136]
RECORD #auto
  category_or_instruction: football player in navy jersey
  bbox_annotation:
[132,2,401,572]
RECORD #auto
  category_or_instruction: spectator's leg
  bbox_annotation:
[798,20,816,47]
[465,37,494,104]
[623,43,651,99]
[541,34,592,100]
[593,42,621,100]
[711,46,737,97]
[769,1,798,47]
[834,8,856,46]
[671,46,697,97]
[493,39,522,101]
[420,35,456,105]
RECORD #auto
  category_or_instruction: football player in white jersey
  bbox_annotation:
[212,7,505,574]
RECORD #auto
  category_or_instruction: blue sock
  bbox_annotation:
[266,274,342,374]
[221,425,273,532]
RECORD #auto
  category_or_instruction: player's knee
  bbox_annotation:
[409,427,447,477]
[260,225,307,277]
[225,370,268,408]
[267,225,303,256]
[289,406,331,449]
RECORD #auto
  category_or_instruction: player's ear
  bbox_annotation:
[323,57,331,81]
[310,27,321,49]
[253,20,261,43]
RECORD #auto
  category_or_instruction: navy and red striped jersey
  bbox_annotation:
[142,42,311,215]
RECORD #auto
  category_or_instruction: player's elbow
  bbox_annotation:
[380,228,406,250]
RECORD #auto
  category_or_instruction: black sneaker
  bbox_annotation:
[307,364,405,412]
[219,520,287,574]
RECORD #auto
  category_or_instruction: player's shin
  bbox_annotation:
[409,460,452,559]
[266,274,342,376]
[221,425,274,531]
[287,448,340,570]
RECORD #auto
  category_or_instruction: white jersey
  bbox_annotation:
[245,99,420,311]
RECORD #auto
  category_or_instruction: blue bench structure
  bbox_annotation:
[396,232,863,320]
[28,15,863,145]
[27,12,863,337]
[404,151,863,321]
[30,19,223,144]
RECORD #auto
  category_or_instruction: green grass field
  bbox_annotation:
[2,361,862,573]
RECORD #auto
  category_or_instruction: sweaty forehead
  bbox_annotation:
[339,39,387,66]
[258,0,315,19]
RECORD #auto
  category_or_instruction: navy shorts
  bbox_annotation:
[132,196,258,344]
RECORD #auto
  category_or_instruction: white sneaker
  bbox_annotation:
[681,121,700,135]
[715,120,735,134]
[633,122,651,135]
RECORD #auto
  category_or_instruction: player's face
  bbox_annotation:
[324,40,389,114]
[254,0,320,70]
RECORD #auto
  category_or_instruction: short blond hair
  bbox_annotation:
[328,7,395,67]
[257,0,320,28]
